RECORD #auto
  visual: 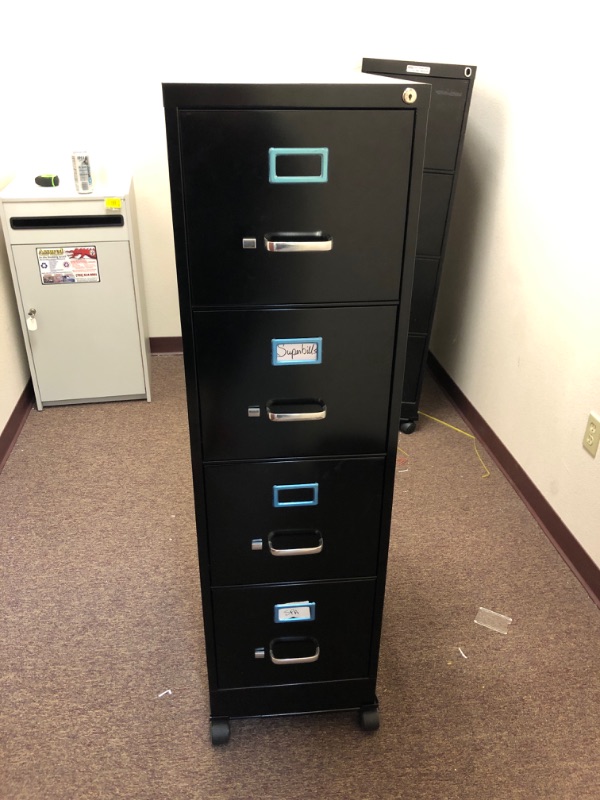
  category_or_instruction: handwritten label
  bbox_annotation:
[272,337,322,365]
[275,601,315,623]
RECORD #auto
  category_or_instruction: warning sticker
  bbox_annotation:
[37,246,100,284]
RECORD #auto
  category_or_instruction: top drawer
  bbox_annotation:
[2,200,130,244]
[179,108,414,306]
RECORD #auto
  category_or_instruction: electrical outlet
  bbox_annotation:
[583,412,600,457]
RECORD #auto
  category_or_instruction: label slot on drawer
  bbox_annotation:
[273,483,319,507]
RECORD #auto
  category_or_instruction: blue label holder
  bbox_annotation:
[273,483,319,507]
[269,147,329,183]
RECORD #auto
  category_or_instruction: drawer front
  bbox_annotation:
[194,306,397,461]
[212,580,376,689]
[205,457,384,586]
[179,109,412,306]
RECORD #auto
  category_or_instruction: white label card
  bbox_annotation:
[275,601,315,622]
[407,64,431,75]
[272,338,322,365]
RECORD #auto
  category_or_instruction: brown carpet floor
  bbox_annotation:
[1,355,599,800]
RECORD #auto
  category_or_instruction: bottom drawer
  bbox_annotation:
[212,579,376,689]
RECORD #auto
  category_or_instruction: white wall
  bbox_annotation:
[0,3,597,566]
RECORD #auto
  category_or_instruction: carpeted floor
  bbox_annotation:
[1,355,599,800]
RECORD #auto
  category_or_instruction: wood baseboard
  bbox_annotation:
[150,336,183,354]
[428,352,600,608]
[0,380,34,475]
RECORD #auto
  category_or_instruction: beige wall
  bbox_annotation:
[430,30,600,567]
[0,2,597,566]
[0,171,30,427]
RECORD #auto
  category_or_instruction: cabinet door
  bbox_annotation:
[212,579,376,689]
[204,457,384,585]
[12,241,146,403]
[179,109,413,306]
[194,305,397,461]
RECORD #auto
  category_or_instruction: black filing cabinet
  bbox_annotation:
[362,59,476,432]
[162,80,430,744]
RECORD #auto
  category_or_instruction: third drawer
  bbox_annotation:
[204,457,385,586]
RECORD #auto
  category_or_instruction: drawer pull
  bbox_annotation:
[267,399,326,422]
[269,637,320,665]
[264,233,333,252]
[268,530,323,556]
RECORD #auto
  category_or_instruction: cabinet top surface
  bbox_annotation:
[0,176,132,203]
[162,73,431,109]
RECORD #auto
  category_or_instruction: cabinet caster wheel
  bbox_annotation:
[210,718,231,745]
[400,420,417,434]
[359,707,380,732]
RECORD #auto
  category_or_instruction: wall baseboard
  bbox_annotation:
[427,353,600,609]
[150,336,183,354]
[0,380,34,475]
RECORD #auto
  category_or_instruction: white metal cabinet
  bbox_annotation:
[0,178,151,409]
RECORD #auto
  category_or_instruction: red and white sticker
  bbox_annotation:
[37,245,100,284]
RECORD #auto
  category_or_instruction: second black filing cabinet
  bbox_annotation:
[163,78,430,743]
[362,58,477,432]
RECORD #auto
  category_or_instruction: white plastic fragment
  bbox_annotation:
[158,689,173,698]
[458,647,467,659]
[474,607,512,634]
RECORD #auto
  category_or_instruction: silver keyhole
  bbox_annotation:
[402,88,417,104]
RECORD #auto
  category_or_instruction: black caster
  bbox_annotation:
[210,717,231,745]
[359,706,380,732]
[399,420,417,434]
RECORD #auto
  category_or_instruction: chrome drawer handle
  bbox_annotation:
[267,400,326,422]
[264,233,333,252]
[268,408,326,421]
[268,531,323,557]
[269,638,320,665]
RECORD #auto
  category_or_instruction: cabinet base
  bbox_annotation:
[209,697,380,745]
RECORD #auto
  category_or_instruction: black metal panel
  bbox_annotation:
[193,306,397,461]
[410,258,439,333]
[362,59,476,426]
[179,109,413,306]
[210,677,376,719]
[423,78,470,172]
[402,335,427,404]
[416,173,453,258]
[162,81,427,110]
[212,579,376,689]
[205,457,384,585]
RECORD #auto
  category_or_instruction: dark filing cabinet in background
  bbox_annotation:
[362,59,477,433]
[162,78,430,744]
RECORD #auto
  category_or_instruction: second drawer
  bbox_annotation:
[204,457,385,586]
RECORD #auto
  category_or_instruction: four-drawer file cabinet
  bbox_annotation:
[162,79,430,744]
